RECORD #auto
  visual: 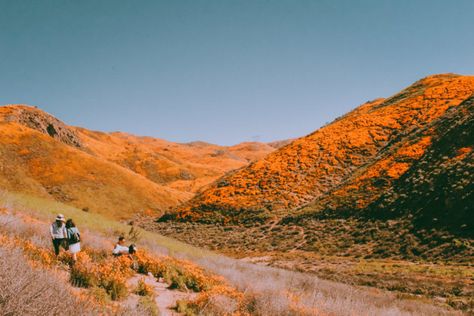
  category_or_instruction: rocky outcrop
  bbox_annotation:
[1,105,82,147]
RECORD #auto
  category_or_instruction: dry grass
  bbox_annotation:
[149,218,473,313]
[193,255,463,316]
[0,246,95,316]
[134,277,156,298]
[0,194,245,314]
[0,190,464,315]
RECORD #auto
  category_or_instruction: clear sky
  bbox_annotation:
[1,0,473,145]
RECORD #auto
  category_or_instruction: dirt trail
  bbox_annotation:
[290,226,307,252]
[126,273,197,315]
[33,260,196,315]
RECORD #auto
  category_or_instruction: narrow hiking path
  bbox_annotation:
[126,273,197,316]
[47,262,196,315]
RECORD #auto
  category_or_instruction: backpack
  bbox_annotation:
[68,228,81,244]
[129,244,137,254]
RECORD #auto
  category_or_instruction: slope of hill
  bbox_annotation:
[0,105,275,219]
[0,119,189,219]
[147,76,474,311]
[165,74,474,224]
[365,95,474,236]
[274,94,474,259]
[151,93,473,260]
[78,128,275,194]
[0,191,465,315]
[294,93,474,223]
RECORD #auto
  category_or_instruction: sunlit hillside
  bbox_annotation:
[166,74,474,224]
[0,105,275,219]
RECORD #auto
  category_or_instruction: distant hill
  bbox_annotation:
[0,105,275,219]
[76,128,275,194]
[165,74,474,224]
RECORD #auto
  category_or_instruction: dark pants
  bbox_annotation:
[52,238,68,255]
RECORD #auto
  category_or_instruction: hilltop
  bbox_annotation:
[0,105,275,219]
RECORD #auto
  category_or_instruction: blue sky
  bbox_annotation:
[1,0,473,145]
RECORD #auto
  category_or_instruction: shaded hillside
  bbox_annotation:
[272,94,474,259]
[0,105,275,219]
[295,93,473,220]
[365,95,474,237]
[167,74,474,223]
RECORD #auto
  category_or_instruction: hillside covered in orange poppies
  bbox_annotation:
[162,74,474,224]
[152,74,473,265]
[0,105,275,219]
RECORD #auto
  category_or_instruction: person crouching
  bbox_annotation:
[112,236,137,257]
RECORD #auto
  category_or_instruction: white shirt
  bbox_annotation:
[50,222,67,239]
[113,244,129,255]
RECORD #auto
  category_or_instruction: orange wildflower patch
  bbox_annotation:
[396,136,432,159]
[454,146,472,160]
[134,251,225,292]
[386,162,411,179]
[0,230,243,306]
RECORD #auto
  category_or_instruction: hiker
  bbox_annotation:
[112,236,137,257]
[66,219,81,262]
[50,214,68,256]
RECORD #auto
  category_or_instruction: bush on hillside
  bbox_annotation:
[0,246,95,315]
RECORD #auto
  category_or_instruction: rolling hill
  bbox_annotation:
[0,105,275,219]
[277,93,474,260]
[163,74,474,224]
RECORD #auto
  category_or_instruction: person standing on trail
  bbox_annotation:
[50,214,68,256]
[66,219,81,262]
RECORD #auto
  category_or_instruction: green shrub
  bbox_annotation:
[104,278,128,301]
[138,296,160,316]
[175,300,197,316]
[134,278,155,298]
[89,286,110,305]
[70,265,98,288]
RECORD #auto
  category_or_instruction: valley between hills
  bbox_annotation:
[1,73,473,314]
